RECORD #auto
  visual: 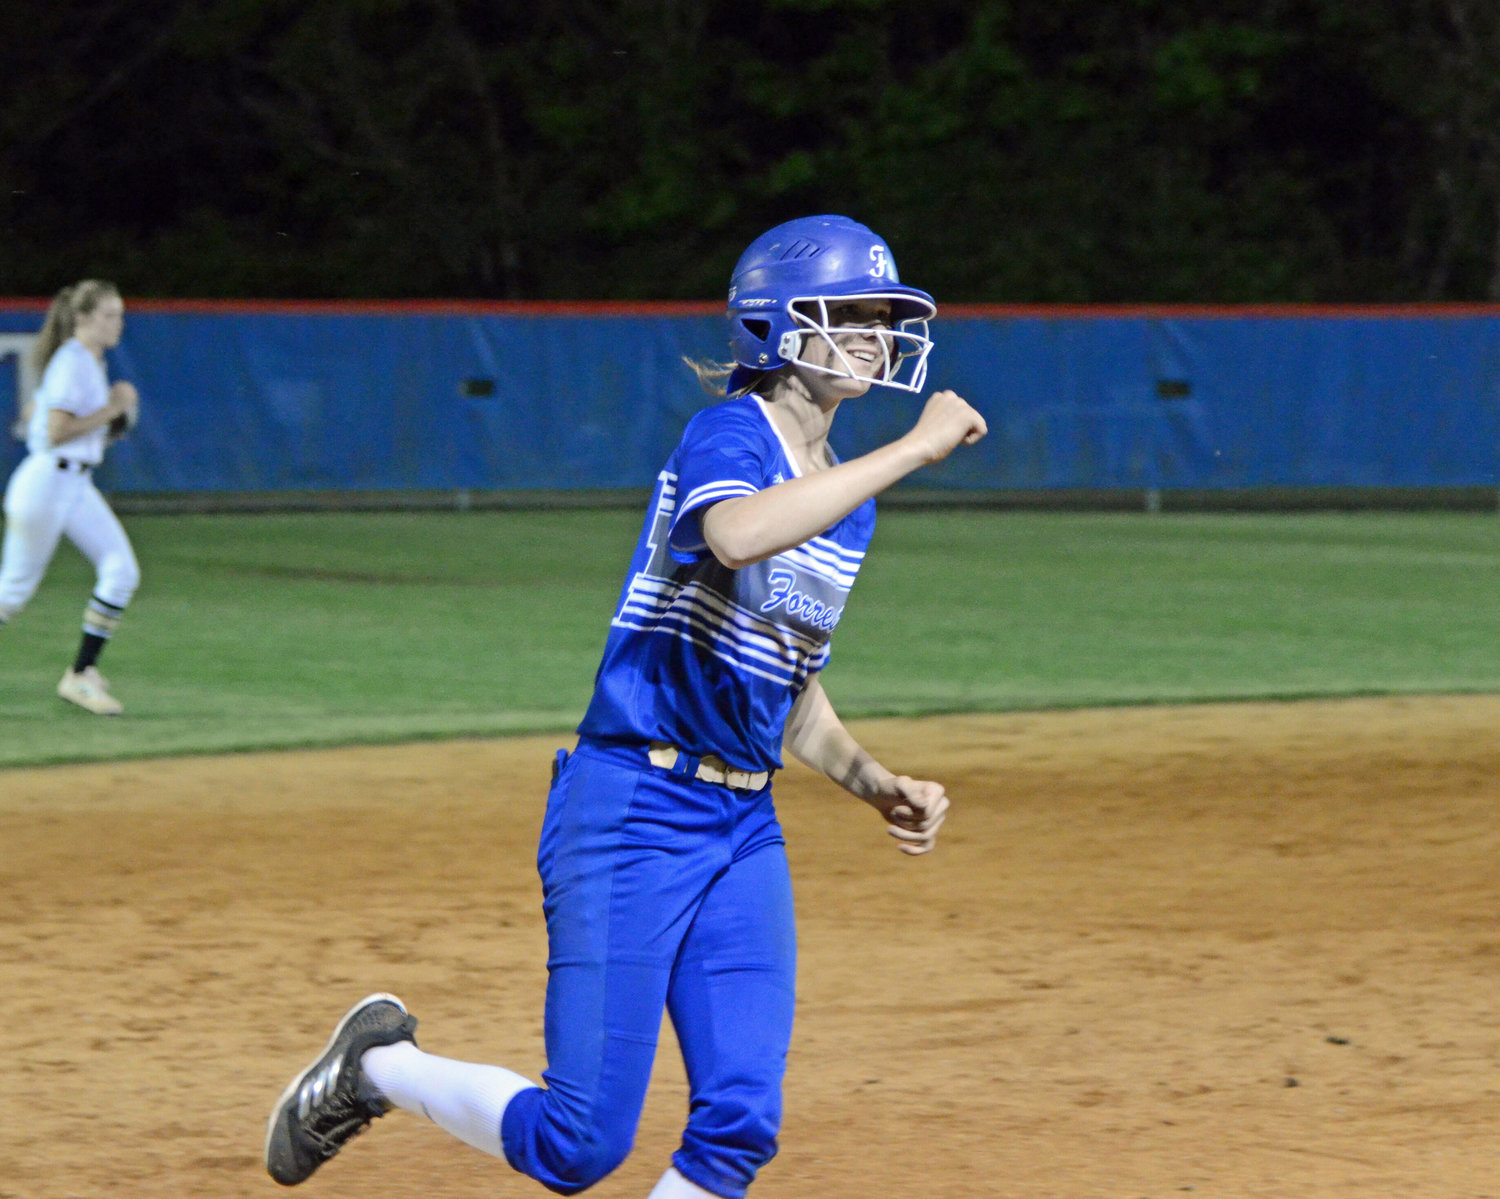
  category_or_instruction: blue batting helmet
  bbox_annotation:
[725,215,935,395]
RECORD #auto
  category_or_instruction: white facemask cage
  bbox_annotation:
[777,294,934,393]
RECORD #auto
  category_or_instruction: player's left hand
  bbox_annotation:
[866,776,949,856]
[107,381,139,439]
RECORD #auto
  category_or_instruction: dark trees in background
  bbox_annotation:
[4,0,1500,302]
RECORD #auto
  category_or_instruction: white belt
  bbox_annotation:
[647,741,769,791]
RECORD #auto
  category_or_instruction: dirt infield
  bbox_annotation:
[4,696,1499,1199]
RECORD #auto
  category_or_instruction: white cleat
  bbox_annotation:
[58,666,123,715]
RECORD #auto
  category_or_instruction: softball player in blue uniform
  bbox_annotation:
[266,215,988,1197]
[1,280,140,715]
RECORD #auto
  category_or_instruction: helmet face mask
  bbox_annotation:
[779,294,932,392]
[726,215,935,395]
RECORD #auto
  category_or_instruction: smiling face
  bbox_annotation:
[789,298,896,400]
[74,291,125,353]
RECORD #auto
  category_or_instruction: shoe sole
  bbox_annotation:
[60,702,122,715]
[58,690,122,715]
[264,991,407,1177]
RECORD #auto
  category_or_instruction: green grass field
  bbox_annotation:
[2,509,1497,767]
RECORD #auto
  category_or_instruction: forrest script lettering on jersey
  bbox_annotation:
[759,568,844,632]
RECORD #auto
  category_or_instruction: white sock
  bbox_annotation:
[360,1040,535,1160]
[647,1166,724,1198]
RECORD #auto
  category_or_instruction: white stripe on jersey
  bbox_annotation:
[620,575,823,663]
[667,479,759,552]
[799,534,866,571]
[678,480,759,513]
[624,615,834,690]
[622,574,824,660]
[619,605,828,688]
[614,604,828,687]
[779,539,865,588]
[616,575,828,686]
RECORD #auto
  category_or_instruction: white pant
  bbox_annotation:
[0,452,139,618]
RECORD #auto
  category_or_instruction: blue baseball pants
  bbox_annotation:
[500,739,797,1198]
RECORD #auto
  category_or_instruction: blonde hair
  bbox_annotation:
[31,279,120,374]
[682,355,774,398]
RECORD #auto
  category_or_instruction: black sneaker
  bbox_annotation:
[264,993,418,1186]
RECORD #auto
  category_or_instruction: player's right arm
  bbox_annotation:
[701,389,986,569]
[46,382,136,446]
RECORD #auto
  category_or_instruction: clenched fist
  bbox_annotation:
[907,390,987,464]
[865,776,951,856]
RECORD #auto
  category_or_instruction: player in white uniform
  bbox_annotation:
[0,280,141,715]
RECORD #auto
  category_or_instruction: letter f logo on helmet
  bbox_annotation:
[868,245,890,280]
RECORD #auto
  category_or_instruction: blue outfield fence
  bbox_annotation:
[1,301,1497,496]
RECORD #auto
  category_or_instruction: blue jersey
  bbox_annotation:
[577,395,876,775]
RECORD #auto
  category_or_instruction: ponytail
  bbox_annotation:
[30,279,120,374]
[681,355,773,398]
[31,287,76,375]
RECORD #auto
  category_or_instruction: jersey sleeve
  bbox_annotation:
[39,342,110,419]
[666,402,775,564]
[37,347,89,414]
